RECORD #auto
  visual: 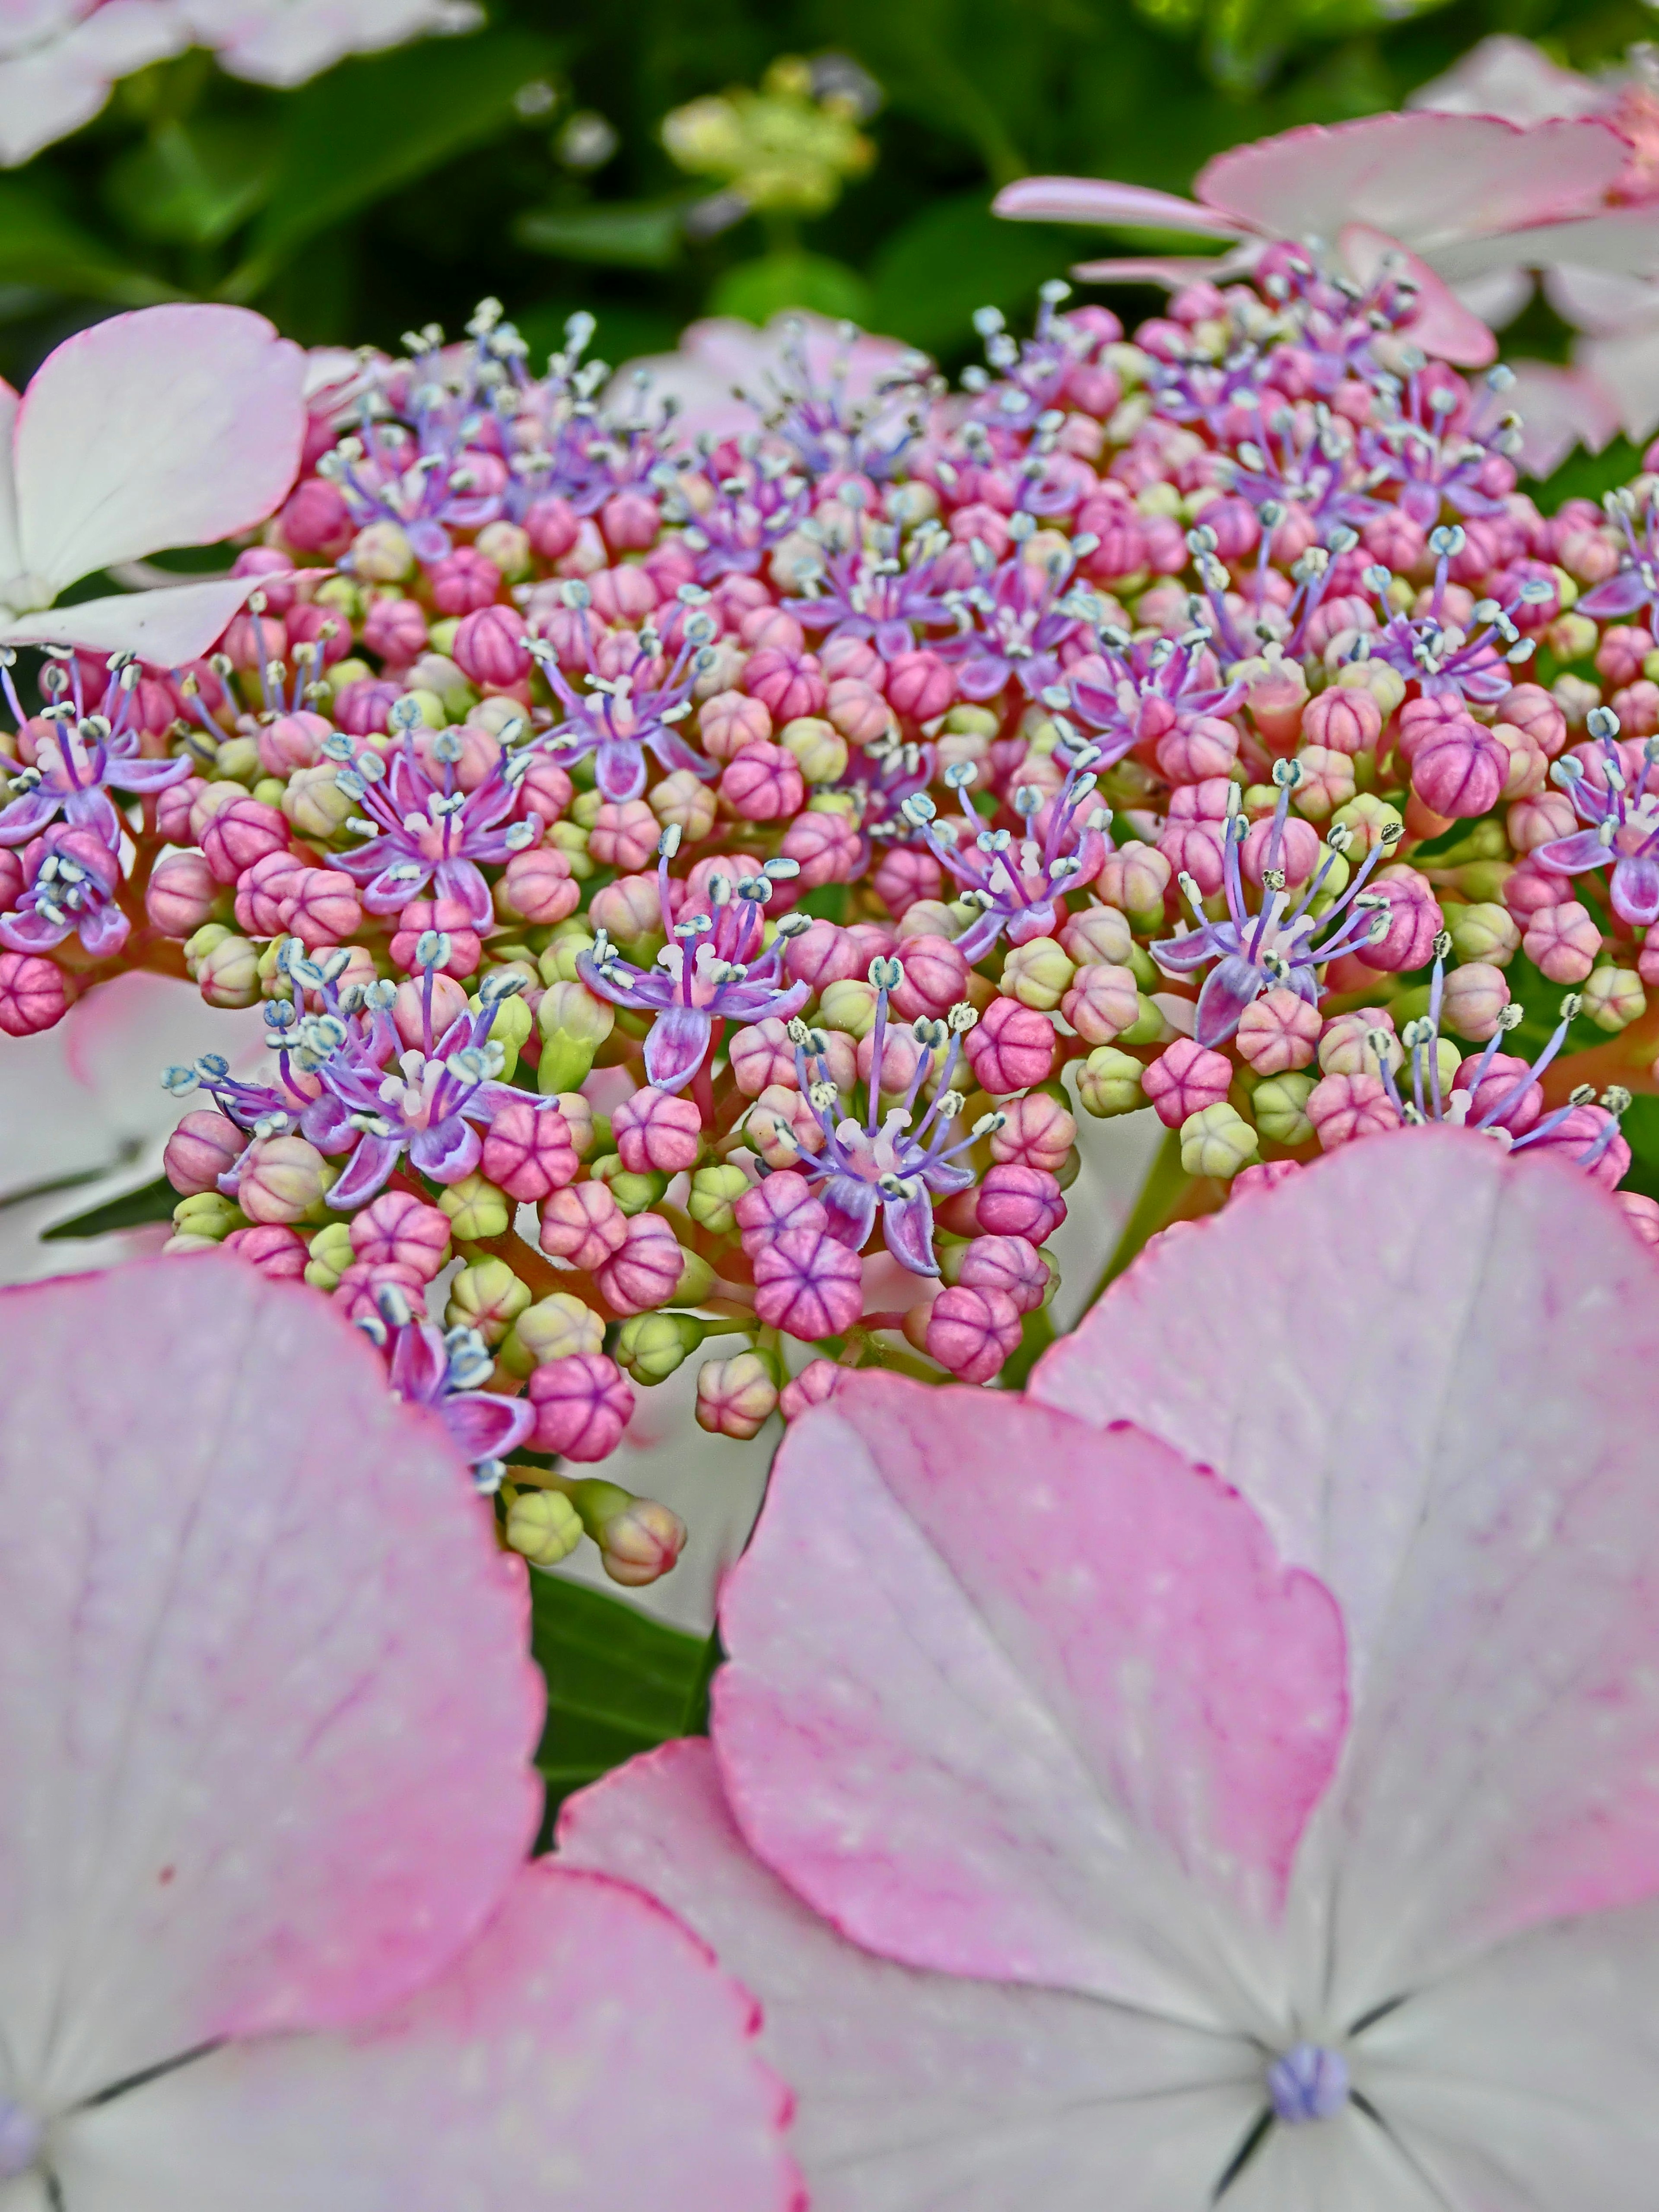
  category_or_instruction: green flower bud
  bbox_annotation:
[1115,994,1167,1046]
[1075,1045,1144,1118]
[172,1191,242,1242]
[437,1172,511,1243]
[210,735,261,785]
[1251,1071,1316,1147]
[303,1218,356,1289]
[590,1152,668,1216]
[674,1246,716,1304]
[1582,964,1646,1033]
[446,1258,532,1344]
[818,978,878,1037]
[687,1162,751,1235]
[505,1487,584,1569]
[470,987,533,1079]
[537,978,614,1093]
[1447,902,1521,968]
[1179,1100,1259,1179]
[616,1311,705,1384]
[353,521,416,582]
[1001,936,1076,1013]
[537,926,597,988]
[505,1290,605,1375]
[943,704,1000,738]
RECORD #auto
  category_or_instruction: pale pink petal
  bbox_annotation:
[1068,254,1239,287]
[184,0,481,89]
[0,3,185,167]
[1430,203,1659,285]
[560,1741,1264,2212]
[1575,322,1659,442]
[1451,265,1535,328]
[713,1375,1347,2021]
[13,304,305,597]
[1218,2113,1442,2210]
[1407,34,1607,127]
[1360,1904,1659,2205]
[1033,1131,1659,2014]
[1545,261,1659,334]
[1500,358,1621,473]
[52,1859,800,2212]
[1338,225,1497,364]
[0,378,19,587]
[1196,114,1627,252]
[0,577,256,664]
[992,177,1247,237]
[0,1256,543,2107]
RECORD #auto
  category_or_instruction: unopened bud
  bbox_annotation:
[505,1487,584,1568]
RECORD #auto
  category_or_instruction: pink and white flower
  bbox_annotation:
[0,1,185,168]
[0,304,306,664]
[178,0,480,88]
[0,1253,798,2208]
[564,1132,1659,2206]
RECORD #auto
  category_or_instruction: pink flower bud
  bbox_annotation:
[349,1191,451,1279]
[1157,814,1228,899]
[1363,508,1425,571]
[744,646,827,722]
[1235,987,1320,1074]
[779,1357,845,1420]
[452,604,531,687]
[886,650,954,723]
[825,676,891,747]
[1440,961,1510,1041]
[601,489,661,552]
[695,1352,779,1440]
[1354,865,1443,973]
[1142,1037,1233,1129]
[699,689,772,762]
[200,795,288,886]
[963,996,1055,1094]
[1522,899,1602,983]
[1301,685,1382,756]
[525,495,580,561]
[1306,1071,1401,1149]
[0,955,68,1039]
[155,777,205,844]
[596,1210,684,1315]
[222,1222,308,1282]
[738,607,804,653]
[257,709,333,775]
[584,798,658,873]
[1058,962,1137,1045]
[612,1087,703,1176]
[960,1233,1049,1313]
[885,933,967,1020]
[331,1258,429,1325]
[753,1225,864,1340]
[1497,683,1566,758]
[926,1283,1022,1382]
[146,849,220,938]
[975,1163,1065,1242]
[164,1110,249,1195]
[286,868,362,950]
[413,721,502,792]
[334,678,401,736]
[427,547,502,617]
[1411,719,1506,819]
[1394,693,1468,771]
[480,1098,577,1200]
[539,1178,628,1272]
[719,741,805,823]
[361,595,429,666]
[528,1353,634,1460]
[284,601,350,667]
[499,843,578,926]
[233,849,307,937]
[1157,715,1239,784]
[389,901,481,979]
[1617,1190,1659,1247]
[1524,1103,1628,1189]
[1612,680,1659,737]
[781,807,861,887]
[1455,1050,1541,1134]
[857,1020,925,1098]
[727,1020,796,1099]
[734,1169,826,1255]
[1507,789,1578,854]
[783,917,864,992]
[1096,839,1172,915]
[279,477,352,556]
[988,1091,1075,1174]
[598,1494,686,1583]
[1242,813,1321,889]
[392,970,469,1048]
[238,1134,332,1224]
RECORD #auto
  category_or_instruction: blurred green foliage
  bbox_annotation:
[1,0,1653,442]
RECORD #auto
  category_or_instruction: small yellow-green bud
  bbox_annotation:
[537,925,597,987]
[352,521,415,582]
[303,1218,356,1289]
[1581,964,1646,1033]
[695,1351,779,1439]
[1252,1071,1316,1147]
[282,763,355,839]
[590,1152,668,1216]
[437,1172,511,1242]
[817,978,878,1038]
[688,1162,751,1235]
[240,1134,334,1224]
[1115,994,1167,1047]
[537,978,614,1092]
[505,1487,584,1568]
[779,715,847,785]
[673,1245,716,1304]
[470,987,533,1079]
[474,519,533,581]
[506,1290,605,1374]
[172,1190,242,1241]
[1180,1100,1259,1179]
[187,928,260,1008]
[1075,1046,1144,1118]
[616,1311,704,1384]
[210,735,261,785]
[1447,902,1521,968]
[1001,936,1076,1013]
[446,1258,532,1344]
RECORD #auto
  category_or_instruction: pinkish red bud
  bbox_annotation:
[222,1222,308,1282]
[598,1495,686,1584]
[958,1233,1049,1313]
[780,806,861,887]
[1522,899,1602,984]
[1300,686,1382,756]
[926,1283,1022,1382]
[744,646,827,722]
[1411,721,1506,819]
[596,1210,685,1315]
[361,596,429,666]
[963,995,1055,1094]
[600,489,661,552]
[1354,866,1443,974]
[974,1162,1065,1242]
[1306,1071,1402,1149]
[390,901,481,979]
[612,1087,703,1176]
[391,970,470,1048]
[1156,715,1238,785]
[885,650,954,723]
[427,547,502,617]
[1455,1051,1541,1135]
[233,848,308,936]
[525,494,580,560]
[452,604,531,687]
[1235,987,1321,1074]
[1497,682,1566,758]
[1142,1037,1233,1129]
[257,710,333,775]
[728,1018,799,1098]
[734,1170,826,1256]
[481,1098,578,1200]
[1061,961,1140,1045]
[200,795,288,886]
[753,1226,863,1339]
[285,868,362,950]
[784,916,864,992]
[146,850,220,938]
[719,741,805,823]
[165,1110,249,1195]
[540,1179,628,1272]
[779,1357,845,1420]
[695,1351,779,1440]
[349,1191,451,1279]
[1440,962,1511,1042]
[334,1259,428,1326]
[1617,1190,1659,1247]
[989,1091,1075,1174]
[279,477,352,555]
[870,842,944,917]
[528,1353,635,1460]
[1242,813,1320,888]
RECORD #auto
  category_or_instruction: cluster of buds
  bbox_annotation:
[12,267,1659,1586]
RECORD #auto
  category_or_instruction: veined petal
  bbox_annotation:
[326,1130,404,1207]
[817,1171,880,1252]
[993,176,1249,237]
[14,305,305,598]
[713,1376,1348,2023]
[880,1185,940,1275]
[0,1258,541,2107]
[1609,849,1659,925]
[1535,828,1616,874]
[0,578,257,664]
[440,1390,535,1465]
[408,1115,481,1185]
[642,1001,715,1092]
[1195,954,1266,1046]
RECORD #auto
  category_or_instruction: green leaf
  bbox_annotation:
[528,1569,712,1839]
[229,29,559,294]
[868,193,1075,355]
[0,182,177,307]
[41,1173,176,1242]
[1621,1093,1659,1204]
[516,198,686,270]
[709,251,872,324]
[105,118,277,247]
